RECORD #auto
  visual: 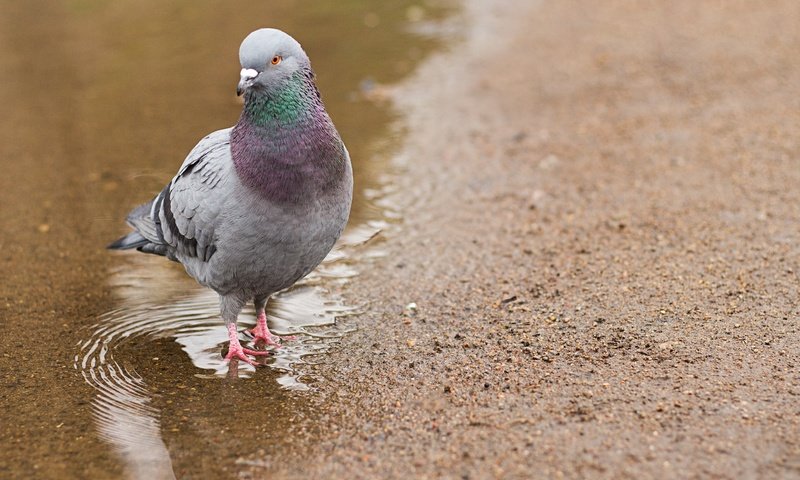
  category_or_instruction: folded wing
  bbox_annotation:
[109,128,232,264]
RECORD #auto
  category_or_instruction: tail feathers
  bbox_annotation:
[109,196,169,255]
[111,192,176,259]
[126,199,162,244]
[138,242,172,258]
[107,231,149,250]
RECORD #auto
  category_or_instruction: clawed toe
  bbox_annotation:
[249,329,294,348]
[242,347,272,356]
[249,312,296,348]
[224,348,257,366]
[224,323,273,366]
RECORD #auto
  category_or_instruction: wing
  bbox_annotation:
[110,128,232,262]
[157,128,232,262]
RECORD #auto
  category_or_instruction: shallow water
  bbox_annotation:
[0,1,449,477]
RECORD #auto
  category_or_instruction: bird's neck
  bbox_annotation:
[240,71,323,128]
[230,72,346,204]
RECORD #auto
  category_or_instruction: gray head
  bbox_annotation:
[236,28,311,96]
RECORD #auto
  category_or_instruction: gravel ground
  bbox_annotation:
[244,1,800,478]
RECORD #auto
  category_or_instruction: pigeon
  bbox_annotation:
[109,28,353,365]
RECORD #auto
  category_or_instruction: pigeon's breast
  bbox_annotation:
[202,153,352,297]
[230,117,348,205]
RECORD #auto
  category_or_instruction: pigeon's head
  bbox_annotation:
[237,28,311,96]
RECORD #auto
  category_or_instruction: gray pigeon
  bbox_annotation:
[109,28,353,365]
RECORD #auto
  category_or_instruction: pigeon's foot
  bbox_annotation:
[225,324,271,365]
[249,312,295,348]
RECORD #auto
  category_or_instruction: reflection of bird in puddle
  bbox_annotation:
[76,245,360,479]
[91,249,357,379]
[108,28,353,368]
[77,221,377,478]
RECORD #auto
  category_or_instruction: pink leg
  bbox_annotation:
[225,323,271,365]
[249,311,294,348]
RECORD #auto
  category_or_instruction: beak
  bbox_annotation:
[237,68,259,96]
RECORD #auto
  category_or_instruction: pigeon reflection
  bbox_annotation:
[75,231,374,479]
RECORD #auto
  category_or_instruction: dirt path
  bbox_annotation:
[249,1,800,478]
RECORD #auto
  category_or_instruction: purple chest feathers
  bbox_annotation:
[230,118,346,205]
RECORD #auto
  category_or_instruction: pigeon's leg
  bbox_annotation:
[221,295,271,365]
[249,296,295,348]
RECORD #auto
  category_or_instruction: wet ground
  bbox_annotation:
[4,0,800,479]
[0,1,448,478]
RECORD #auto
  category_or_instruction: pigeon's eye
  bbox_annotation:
[270,55,282,66]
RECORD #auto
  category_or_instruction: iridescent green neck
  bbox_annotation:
[242,72,318,128]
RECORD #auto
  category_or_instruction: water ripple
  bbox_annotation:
[73,227,377,479]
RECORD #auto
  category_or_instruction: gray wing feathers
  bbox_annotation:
[157,128,232,262]
[110,128,231,264]
[176,128,231,177]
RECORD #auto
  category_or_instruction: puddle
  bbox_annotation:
[73,231,371,479]
[77,240,365,383]
[0,0,451,477]
[0,1,452,478]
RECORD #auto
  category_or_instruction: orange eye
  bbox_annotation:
[271,55,282,65]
